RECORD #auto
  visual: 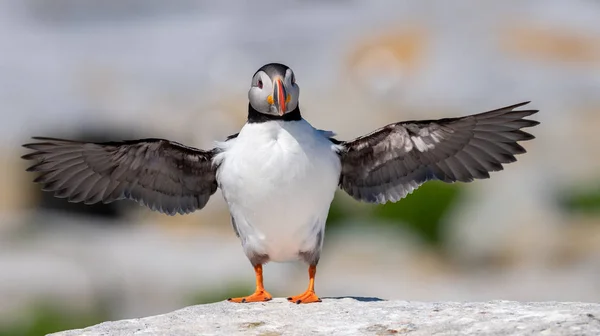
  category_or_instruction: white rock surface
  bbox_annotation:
[50,299,600,336]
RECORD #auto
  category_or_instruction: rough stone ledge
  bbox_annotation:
[50,298,600,336]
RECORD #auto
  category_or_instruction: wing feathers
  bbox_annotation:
[339,102,539,203]
[22,137,218,215]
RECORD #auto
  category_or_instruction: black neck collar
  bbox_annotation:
[247,104,302,123]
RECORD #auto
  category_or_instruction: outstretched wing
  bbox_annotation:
[22,137,218,215]
[338,102,539,203]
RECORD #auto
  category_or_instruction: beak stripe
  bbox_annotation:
[274,79,286,116]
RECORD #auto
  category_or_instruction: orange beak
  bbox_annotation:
[273,78,286,116]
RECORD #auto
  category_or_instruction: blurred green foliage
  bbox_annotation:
[327,181,464,245]
[559,182,600,216]
[0,303,108,336]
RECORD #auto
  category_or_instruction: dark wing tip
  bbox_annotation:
[524,118,540,128]
[510,101,531,109]
[21,152,37,160]
[25,164,42,172]
[520,131,536,141]
[31,136,76,142]
[22,142,45,150]
[512,109,539,117]
[23,137,78,148]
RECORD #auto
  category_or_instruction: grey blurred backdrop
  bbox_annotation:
[1,0,599,334]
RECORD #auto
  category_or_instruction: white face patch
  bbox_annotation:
[248,71,273,113]
[247,68,300,116]
[284,69,300,112]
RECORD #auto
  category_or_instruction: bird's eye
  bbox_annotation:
[257,80,263,89]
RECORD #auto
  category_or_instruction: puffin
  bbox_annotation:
[22,63,539,304]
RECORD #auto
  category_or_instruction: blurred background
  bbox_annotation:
[1,0,600,334]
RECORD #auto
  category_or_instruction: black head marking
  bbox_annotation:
[247,103,302,123]
[254,63,291,79]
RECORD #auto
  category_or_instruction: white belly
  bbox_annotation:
[215,120,341,262]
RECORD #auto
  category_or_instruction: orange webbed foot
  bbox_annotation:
[228,290,272,303]
[287,264,321,304]
[228,264,272,303]
[287,291,322,304]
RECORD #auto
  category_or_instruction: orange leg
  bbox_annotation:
[287,265,322,304]
[227,264,272,303]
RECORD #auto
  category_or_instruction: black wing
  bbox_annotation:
[338,102,539,203]
[22,137,218,215]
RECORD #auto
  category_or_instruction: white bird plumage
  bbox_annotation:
[215,119,342,263]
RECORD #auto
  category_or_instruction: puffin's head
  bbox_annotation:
[248,63,299,116]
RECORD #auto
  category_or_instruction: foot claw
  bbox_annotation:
[227,290,272,303]
[287,291,321,304]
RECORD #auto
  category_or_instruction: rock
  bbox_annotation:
[50,298,600,336]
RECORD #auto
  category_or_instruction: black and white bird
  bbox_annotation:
[22,63,539,304]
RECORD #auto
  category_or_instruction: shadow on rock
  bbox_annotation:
[323,296,385,302]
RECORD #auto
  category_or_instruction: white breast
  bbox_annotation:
[214,120,341,262]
